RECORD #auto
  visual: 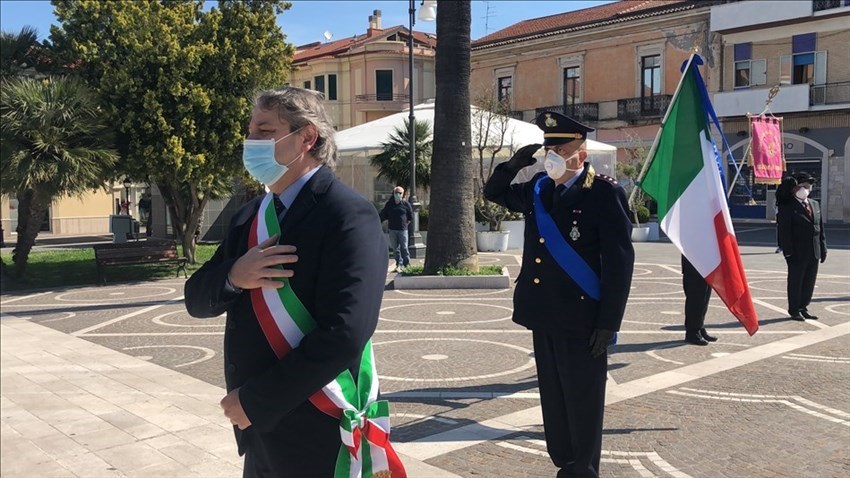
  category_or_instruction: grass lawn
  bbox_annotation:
[1,244,218,291]
[400,265,504,276]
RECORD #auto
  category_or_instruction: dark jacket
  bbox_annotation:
[778,198,826,262]
[379,198,413,231]
[184,165,387,475]
[484,162,634,335]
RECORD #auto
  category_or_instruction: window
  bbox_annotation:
[328,74,337,101]
[303,80,311,90]
[314,76,325,95]
[563,67,580,108]
[734,60,766,88]
[497,76,512,102]
[780,51,827,86]
[376,70,393,101]
[641,55,661,98]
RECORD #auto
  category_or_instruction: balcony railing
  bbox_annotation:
[813,0,843,12]
[507,110,524,120]
[534,103,599,122]
[354,93,410,102]
[810,81,850,106]
[617,95,673,121]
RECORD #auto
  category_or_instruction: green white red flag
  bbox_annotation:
[639,55,759,335]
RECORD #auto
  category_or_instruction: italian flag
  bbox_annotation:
[640,56,759,335]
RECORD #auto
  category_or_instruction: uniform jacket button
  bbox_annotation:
[539,237,545,244]
[533,278,540,284]
[580,295,585,300]
[535,258,542,264]
[227,363,237,373]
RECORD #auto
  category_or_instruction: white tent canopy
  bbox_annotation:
[333,102,618,202]
[335,101,615,156]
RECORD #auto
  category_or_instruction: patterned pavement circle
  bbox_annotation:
[2,243,848,477]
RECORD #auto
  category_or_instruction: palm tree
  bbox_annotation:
[1,76,118,278]
[423,0,477,274]
[369,119,432,193]
[0,26,39,79]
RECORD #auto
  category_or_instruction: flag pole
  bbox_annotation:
[628,50,699,209]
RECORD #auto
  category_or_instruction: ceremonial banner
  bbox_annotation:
[749,115,784,185]
[639,55,758,335]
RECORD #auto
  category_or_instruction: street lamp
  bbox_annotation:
[123,178,132,215]
[407,0,435,258]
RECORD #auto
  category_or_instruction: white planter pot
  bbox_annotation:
[647,221,660,241]
[631,226,650,242]
[476,231,510,252]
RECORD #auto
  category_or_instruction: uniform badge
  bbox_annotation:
[570,225,581,241]
[544,113,558,128]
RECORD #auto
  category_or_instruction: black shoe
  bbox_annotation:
[800,310,819,320]
[700,328,718,342]
[789,313,805,321]
[685,331,709,346]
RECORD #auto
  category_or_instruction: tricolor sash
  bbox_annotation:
[248,193,406,478]
[533,176,601,301]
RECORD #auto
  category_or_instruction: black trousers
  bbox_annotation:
[681,257,711,332]
[533,331,608,478]
[786,257,818,315]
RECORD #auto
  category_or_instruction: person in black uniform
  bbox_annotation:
[484,111,634,478]
[681,255,718,346]
[184,87,389,477]
[777,172,827,321]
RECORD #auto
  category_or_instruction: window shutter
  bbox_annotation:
[779,55,792,85]
[751,60,767,86]
[814,51,827,85]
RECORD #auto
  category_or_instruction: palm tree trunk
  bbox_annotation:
[12,188,49,278]
[424,0,478,274]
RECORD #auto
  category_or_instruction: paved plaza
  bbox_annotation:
[2,238,849,477]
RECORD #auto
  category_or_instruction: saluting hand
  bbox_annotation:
[229,235,298,290]
[506,143,542,173]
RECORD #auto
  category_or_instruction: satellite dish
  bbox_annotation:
[323,31,333,41]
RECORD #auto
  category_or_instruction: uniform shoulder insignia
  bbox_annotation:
[595,174,619,186]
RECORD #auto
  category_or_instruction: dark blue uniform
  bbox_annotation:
[484,161,634,477]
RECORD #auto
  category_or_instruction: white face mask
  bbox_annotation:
[544,150,583,180]
[242,127,303,186]
[795,187,810,200]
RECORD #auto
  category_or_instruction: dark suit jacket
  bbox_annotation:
[778,198,826,262]
[184,165,387,474]
[484,162,635,335]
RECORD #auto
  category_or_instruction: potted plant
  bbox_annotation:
[472,88,515,252]
[617,131,653,242]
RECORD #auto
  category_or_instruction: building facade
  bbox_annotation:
[290,9,437,130]
[710,0,850,223]
[470,1,721,167]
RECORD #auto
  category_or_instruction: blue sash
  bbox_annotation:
[533,176,601,301]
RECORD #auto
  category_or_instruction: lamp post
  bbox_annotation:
[122,178,132,215]
[407,0,436,258]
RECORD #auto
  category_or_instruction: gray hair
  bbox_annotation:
[254,86,337,169]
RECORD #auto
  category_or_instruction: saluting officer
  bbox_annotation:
[484,111,634,478]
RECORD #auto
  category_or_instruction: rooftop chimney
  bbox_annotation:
[374,10,382,29]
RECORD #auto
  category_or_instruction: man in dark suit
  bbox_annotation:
[777,172,827,321]
[484,111,634,478]
[681,255,718,346]
[185,87,392,477]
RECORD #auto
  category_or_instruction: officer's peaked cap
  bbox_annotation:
[535,111,594,147]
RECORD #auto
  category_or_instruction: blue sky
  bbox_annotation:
[0,1,614,46]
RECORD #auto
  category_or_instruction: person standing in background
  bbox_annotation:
[380,186,413,272]
[777,172,827,321]
[681,255,718,346]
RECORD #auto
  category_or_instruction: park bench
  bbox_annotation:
[93,240,188,284]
